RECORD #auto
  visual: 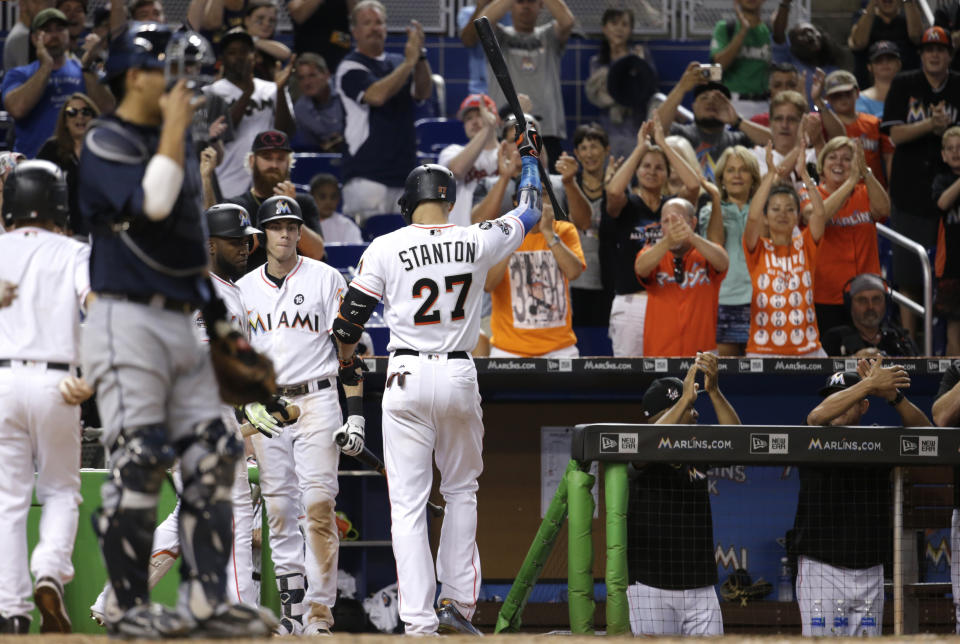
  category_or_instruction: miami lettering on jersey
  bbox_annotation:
[248,310,324,335]
[398,241,478,271]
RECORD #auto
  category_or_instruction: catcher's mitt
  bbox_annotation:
[210,329,277,405]
[720,568,773,607]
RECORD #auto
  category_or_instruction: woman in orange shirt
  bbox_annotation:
[743,141,831,357]
[803,136,891,336]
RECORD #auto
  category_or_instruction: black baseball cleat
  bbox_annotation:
[0,614,31,634]
[194,603,279,638]
[107,603,192,639]
[436,599,482,636]
[34,576,71,633]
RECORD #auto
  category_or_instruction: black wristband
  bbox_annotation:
[731,116,743,131]
[888,390,904,406]
[346,395,364,416]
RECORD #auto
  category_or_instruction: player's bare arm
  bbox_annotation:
[933,377,960,427]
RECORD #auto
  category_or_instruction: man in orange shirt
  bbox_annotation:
[634,198,729,356]
[486,201,585,357]
[822,70,894,185]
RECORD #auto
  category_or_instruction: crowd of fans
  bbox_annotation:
[0,0,956,357]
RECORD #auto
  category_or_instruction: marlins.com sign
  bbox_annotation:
[808,437,882,452]
[658,437,733,450]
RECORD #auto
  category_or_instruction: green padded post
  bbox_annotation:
[566,467,596,634]
[604,463,629,635]
[494,459,577,633]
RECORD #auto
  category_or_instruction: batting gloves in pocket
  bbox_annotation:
[334,415,365,457]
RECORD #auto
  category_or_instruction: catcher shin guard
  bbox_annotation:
[177,418,243,620]
[276,573,307,634]
[92,425,176,612]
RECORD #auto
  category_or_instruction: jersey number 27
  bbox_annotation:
[412,273,473,325]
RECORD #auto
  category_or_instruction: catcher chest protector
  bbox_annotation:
[397,164,456,224]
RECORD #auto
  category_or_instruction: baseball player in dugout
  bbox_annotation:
[0,161,92,634]
[237,194,349,635]
[627,353,738,636]
[793,360,929,636]
[332,125,545,634]
[78,22,277,638]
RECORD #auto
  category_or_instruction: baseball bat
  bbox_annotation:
[239,403,301,438]
[473,16,568,222]
[335,434,445,518]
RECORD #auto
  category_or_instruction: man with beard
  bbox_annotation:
[655,62,770,182]
[203,27,295,199]
[1,8,113,157]
[822,273,918,357]
[219,129,324,271]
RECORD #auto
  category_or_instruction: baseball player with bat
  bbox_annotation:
[237,195,349,635]
[332,124,544,633]
[0,161,92,634]
[78,23,276,638]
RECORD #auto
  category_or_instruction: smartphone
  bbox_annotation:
[699,64,723,82]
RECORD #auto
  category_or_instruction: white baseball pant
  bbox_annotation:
[0,363,82,618]
[609,293,647,357]
[625,581,723,635]
[382,352,483,635]
[341,178,404,227]
[488,344,580,358]
[252,384,342,627]
[796,555,883,636]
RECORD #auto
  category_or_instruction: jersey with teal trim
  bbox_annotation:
[237,256,346,384]
[349,216,528,353]
[334,50,418,186]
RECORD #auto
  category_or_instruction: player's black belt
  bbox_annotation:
[277,378,332,398]
[100,292,196,314]
[393,349,470,360]
[0,359,71,371]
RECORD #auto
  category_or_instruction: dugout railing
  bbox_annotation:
[496,423,960,636]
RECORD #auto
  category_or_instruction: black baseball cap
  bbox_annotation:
[642,377,685,419]
[206,203,260,238]
[258,195,303,225]
[818,371,862,397]
[252,129,292,153]
[693,81,731,100]
[219,26,254,51]
[868,40,900,61]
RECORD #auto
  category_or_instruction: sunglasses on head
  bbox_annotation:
[65,106,95,118]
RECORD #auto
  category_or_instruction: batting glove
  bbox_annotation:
[334,415,365,457]
[244,402,282,438]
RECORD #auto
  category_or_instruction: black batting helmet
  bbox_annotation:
[2,160,68,228]
[205,203,260,238]
[258,195,303,226]
[397,164,456,223]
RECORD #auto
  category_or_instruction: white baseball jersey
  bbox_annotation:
[238,256,346,385]
[193,273,249,345]
[350,218,527,353]
[0,227,89,363]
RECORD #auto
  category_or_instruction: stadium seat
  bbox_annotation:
[291,153,344,185]
[363,213,406,241]
[415,118,467,157]
[324,242,368,270]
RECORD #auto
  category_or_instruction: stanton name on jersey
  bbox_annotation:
[398,240,478,272]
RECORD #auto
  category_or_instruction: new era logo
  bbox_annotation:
[750,433,789,454]
[600,434,619,453]
[900,435,938,456]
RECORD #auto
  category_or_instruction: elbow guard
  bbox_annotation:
[333,286,379,344]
